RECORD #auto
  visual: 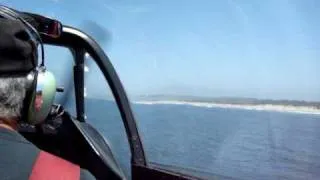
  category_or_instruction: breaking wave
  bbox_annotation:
[133,100,320,115]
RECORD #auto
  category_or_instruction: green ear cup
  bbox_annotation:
[28,70,56,124]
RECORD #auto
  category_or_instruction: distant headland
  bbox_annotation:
[134,95,320,115]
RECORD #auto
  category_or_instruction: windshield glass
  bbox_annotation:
[44,45,76,114]
[84,54,131,178]
[7,0,320,179]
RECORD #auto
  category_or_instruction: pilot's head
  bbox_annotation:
[0,18,37,130]
[0,16,55,130]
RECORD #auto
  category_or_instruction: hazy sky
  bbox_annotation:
[3,0,320,101]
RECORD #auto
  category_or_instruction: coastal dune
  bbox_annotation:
[134,100,320,115]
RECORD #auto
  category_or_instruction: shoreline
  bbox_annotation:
[134,100,320,115]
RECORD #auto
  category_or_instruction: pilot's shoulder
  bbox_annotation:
[33,151,96,179]
[80,169,96,180]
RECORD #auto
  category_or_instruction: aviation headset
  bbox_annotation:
[0,6,57,124]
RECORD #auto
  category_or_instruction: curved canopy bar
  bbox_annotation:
[42,26,146,166]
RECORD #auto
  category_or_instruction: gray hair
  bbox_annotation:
[0,77,27,119]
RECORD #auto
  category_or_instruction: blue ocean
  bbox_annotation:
[85,99,320,180]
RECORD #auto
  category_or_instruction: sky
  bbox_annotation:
[2,0,320,101]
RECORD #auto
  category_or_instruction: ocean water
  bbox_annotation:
[85,99,320,180]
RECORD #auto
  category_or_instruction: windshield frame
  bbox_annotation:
[42,25,147,167]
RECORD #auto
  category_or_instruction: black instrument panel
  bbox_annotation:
[19,110,125,180]
[72,119,126,179]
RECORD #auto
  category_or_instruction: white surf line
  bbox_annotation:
[133,100,320,115]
